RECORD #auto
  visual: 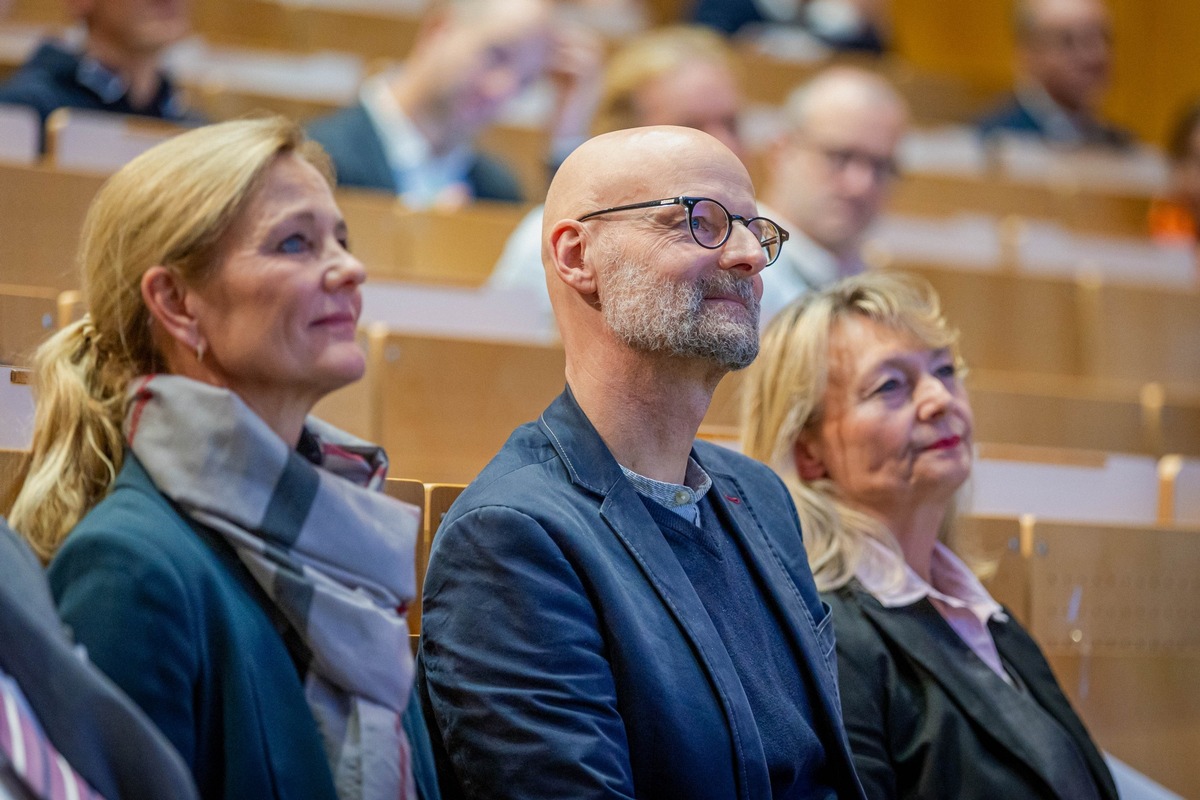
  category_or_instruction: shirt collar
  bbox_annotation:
[857,537,1007,624]
[360,74,473,207]
[1015,80,1089,145]
[74,51,183,117]
[620,457,713,525]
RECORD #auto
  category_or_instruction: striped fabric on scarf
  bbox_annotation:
[126,375,420,800]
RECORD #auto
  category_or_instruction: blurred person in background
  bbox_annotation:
[691,0,889,53]
[740,272,1118,800]
[488,24,746,330]
[308,0,558,208]
[977,0,1132,149]
[1149,99,1200,246]
[758,66,907,321]
[0,0,194,150]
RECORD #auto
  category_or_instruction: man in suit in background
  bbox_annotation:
[0,0,193,150]
[758,66,908,321]
[977,0,1132,149]
[0,519,197,800]
[307,0,554,208]
[419,125,865,799]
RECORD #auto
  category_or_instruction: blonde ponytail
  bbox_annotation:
[9,317,131,560]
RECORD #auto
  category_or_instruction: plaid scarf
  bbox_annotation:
[125,375,419,800]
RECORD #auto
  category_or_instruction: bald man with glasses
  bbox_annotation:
[417,125,865,800]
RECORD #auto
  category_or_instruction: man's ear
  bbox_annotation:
[547,219,599,299]
[793,431,828,482]
[141,266,202,352]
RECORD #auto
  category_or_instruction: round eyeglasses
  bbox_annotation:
[576,196,790,266]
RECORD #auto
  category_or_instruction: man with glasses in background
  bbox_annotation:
[418,125,865,800]
[976,0,1131,149]
[758,66,908,321]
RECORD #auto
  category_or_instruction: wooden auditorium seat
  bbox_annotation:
[1157,456,1200,527]
[962,513,1200,797]
[0,285,57,366]
[383,478,465,645]
[967,442,1162,525]
[0,366,33,451]
[1018,519,1200,798]
[314,327,566,484]
[0,163,103,290]
[44,108,187,174]
[0,102,40,165]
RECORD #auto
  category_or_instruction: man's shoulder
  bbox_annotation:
[976,94,1040,136]
[466,151,524,203]
[306,103,395,191]
[446,420,567,517]
[0,41,86,120]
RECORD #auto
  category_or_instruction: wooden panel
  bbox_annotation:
[901,265,1085,376]
[292,7,421,62]
[0,448,27,515]
[338,192,527,287]
[0,164,103,290]
[384,478,426,636]
[1084,282,1200,387]
[961,514,1029,624]
[1026,520,1200,794]
[426,484,465,541]
[0,285,57,365]
[888,0,1014,95]
[968,371,1153,455]
[889,173,1151,237]
[1047,650,1200,799]
[189,84,340,125]
[1028,522,1200,652]
[192,0,296,50]
[374,333,564,483]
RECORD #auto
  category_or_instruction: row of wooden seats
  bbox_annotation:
[3,0,994,119]
[966,514,1200,798]
[0,17,1171,210]
[1,154,1194,388]
[302,328,1200,485]
[0,103,1167,272]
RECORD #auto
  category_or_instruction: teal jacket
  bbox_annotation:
[50,454,438,800]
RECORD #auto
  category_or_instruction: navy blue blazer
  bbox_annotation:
[307,102,525,200]
[49,455,440,800]
[418,388,865,799]
[825,584,1118,800]
[0,520,197,800]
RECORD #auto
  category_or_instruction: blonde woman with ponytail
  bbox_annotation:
[11,117,438,800]
[740,271,1115,800]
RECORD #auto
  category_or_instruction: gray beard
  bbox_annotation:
[601,258,761,371]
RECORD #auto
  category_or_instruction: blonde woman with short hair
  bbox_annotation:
[741,272,1116,800]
